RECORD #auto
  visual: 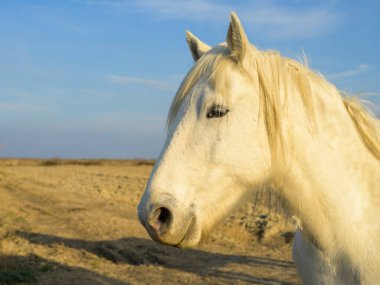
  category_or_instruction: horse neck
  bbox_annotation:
[275,81,380,266]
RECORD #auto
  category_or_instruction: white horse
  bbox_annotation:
[138,12,380,284]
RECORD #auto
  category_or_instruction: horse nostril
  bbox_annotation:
[148,206,172,233]
[158,207,171,225]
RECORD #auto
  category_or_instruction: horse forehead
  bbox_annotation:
[203,62,252,96]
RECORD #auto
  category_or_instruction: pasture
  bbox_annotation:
[0,159,299,284]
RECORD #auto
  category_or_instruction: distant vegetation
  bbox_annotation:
[0,158,155,167]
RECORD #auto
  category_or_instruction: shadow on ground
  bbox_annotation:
[0,254,128,285]
[14,231,296,285]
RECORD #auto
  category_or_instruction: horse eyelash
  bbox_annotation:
[206,104,229,118]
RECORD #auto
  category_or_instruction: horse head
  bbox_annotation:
[138,13,272,248]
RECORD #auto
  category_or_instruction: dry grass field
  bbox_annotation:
[0,159,300,284]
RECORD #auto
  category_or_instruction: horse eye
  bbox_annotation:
[206,105,229,118]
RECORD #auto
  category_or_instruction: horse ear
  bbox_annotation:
[186,30,211,61]
[226,12,249,64]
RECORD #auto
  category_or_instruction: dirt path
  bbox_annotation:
[0,159,300,284]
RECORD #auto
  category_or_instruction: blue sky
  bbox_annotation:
[0,0,379,158]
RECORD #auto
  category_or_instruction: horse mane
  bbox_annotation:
[343,97,380,159]
[168,43,380,160]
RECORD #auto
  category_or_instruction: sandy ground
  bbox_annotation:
[0,159,300,285]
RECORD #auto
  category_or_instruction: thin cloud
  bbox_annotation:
[55,112,166,134]
[107,75,175,90]
[241,6,339,39]
[88,0,342,39]
[0,102,47,113]
[138,0,340,38]
[329,64,370,80]
[128,0,229,21]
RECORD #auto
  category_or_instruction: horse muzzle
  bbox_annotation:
[137,194,200,247]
